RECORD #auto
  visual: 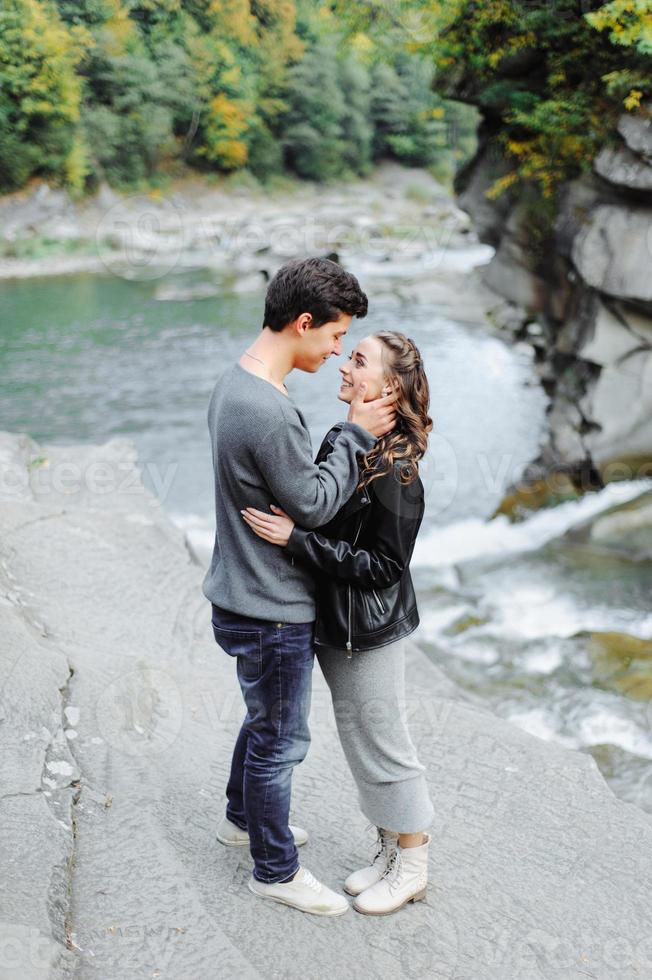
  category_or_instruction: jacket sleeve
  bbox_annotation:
[283,468,425,588]
[252,410,375,529]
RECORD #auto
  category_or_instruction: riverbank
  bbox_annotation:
[0,164,503,323]
[2,430,652,978]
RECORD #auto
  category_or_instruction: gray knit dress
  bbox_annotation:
[316,636,434,834]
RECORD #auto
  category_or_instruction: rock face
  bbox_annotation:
[577,301,652,465]
[455,105,652,478]
[571,205,652,302]
[594,145,652,192]
[3,430,652,979]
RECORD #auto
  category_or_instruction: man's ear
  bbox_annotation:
[294,312,313,335]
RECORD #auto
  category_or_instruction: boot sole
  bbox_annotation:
[247,879,349,916]
[353,888,427,915]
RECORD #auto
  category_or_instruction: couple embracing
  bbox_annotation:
[202,257,434,917]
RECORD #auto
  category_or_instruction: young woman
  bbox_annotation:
[241,330,434,915]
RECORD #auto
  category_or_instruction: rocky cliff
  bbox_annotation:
[456,108,652,488]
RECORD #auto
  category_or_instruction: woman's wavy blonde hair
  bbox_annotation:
[357,330,433,491]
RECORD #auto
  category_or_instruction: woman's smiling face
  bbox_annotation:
[338,334,387,403]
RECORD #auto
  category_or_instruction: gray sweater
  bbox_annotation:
[201,362,376,622]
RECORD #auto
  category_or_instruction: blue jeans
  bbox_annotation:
[211,603,315,883]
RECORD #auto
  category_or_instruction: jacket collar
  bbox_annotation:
[317,422,372,519]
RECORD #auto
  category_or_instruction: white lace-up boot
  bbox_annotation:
[216,815,308,847]
[353,833,431,915]
[343,826,399,896]
[248,866,350,916]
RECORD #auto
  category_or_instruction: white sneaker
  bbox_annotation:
[216,815,309,847]
[353,833,431,916]
[248,866,350,916]
[343,826,399,896]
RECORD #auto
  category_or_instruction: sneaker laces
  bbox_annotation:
[297,867,322,893]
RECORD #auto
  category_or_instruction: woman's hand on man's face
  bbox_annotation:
[240,504,295,546]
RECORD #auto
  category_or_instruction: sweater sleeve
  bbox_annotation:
[283,469,425,588]
[253,408,375,529]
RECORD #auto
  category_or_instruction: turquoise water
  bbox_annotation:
[0,269,547,527]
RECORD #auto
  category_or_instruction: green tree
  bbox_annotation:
[354,0,651,200]
[0,0,89,191]
[338,53,373,176]
[281,40,347,179]
[0,0,488,193]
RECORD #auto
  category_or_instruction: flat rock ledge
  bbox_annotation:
[1,429,652,980]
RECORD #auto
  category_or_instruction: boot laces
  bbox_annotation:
[369,825,397,867]
[381,846,404,894]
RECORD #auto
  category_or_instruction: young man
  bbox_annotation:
[203,257,396,916]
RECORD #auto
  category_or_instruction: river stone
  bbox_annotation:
[456,139,514,247]
[594,144,652,191]
[618,111,652,161]
[588,497,652,559]
[578,298,651,367]
[478,204,549,311]
[619,303,652,345]
[481,239,548,311]
[546,395,587,461]
[571,205,652,302]
[3,429,652,979]
[580,345,652,464]
[554,174,607,260]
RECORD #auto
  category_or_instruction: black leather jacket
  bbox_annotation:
[284,422,425,656]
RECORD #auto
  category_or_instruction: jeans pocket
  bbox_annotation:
[212,624,263,681]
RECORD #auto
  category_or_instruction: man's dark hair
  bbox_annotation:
[262,257,368,332]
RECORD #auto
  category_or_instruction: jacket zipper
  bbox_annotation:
[346,514,364,658]
[371,589,384,614]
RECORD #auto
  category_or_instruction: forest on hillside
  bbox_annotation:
[0,0,478,194]
[0,0,649,199]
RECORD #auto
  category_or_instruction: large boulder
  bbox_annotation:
[472,200,551,313]
[571,205,652,304]
[594,144,652,192]
[578,299,652,367]
[455,132,515,247]
[588,491,652,559]
[618,112,652,161]
[580,345,652,465]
